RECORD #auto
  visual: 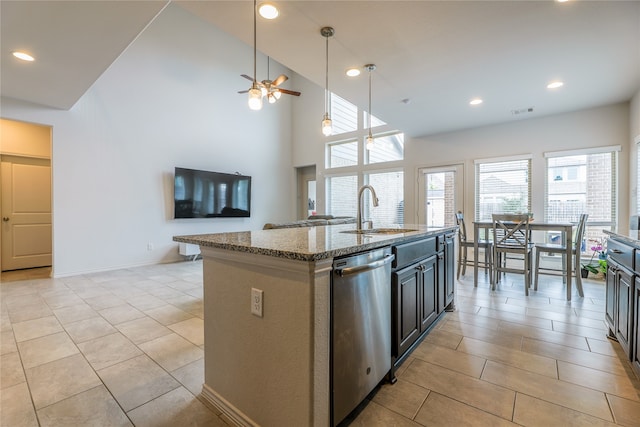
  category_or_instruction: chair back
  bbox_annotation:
[492,213,531,249]
[574,213,589,250]
[454,211,468,242]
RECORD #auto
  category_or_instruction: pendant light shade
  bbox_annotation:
[248,0,263,110]
[365,64,376,150]
[321,27,334,136]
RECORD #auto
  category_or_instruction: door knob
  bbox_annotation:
[2,217,8,222]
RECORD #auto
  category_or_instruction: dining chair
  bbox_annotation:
[533,213,588,298]
[492,213,534,294]
[454,211,493,279]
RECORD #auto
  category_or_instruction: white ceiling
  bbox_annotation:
[2,1,639,137]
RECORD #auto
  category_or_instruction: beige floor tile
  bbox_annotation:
[148,286,186,300]
[414,391,517,426]
[478,307,554,331]
[410,340,486,378]
[458,336,558,378]
[115,316,172,344]
[558,360,640,401]
[446,310,501,330]
[171,357,204,396]
[77,332,143,370]
[402,358,515,420]
[1,351,26,389]
[17,331,79,369]
[0,330,18,355]
[513,392,616,426]
[41,292,84,310]
[53,303,99,325]
[138,333,203,371]
[340,400,421,427]
[12,315,63,342]
[587,337,623,357]
[97,354,180,411]
[83,293,126,310]
[25,353,101,409]
[482,360,613,421]
[7,301,53,323]
[144,304,193,326]
[64,316,117,343]
[522,337,628,377]
[552,319,608,340]
[371,379,429,420]
[98,304,146,325]
[439,319,524,350]
[608,394,640,426]
[0,382,39,427]
[168,317,204,346]
[125,293,167,311]
[498,317,591,350]
[127,386,225,427]
[37,385,132,427]
[420,328,463,350]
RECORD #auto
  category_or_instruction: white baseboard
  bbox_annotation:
[201,383,259,427]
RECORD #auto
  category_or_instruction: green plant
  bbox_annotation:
[581,239,607,276]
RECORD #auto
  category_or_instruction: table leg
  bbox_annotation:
[473,224,479,288]
[565,225,572,301]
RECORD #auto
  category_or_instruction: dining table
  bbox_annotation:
[472,220,582,300]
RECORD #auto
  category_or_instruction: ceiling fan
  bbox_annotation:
[238,57,301,104]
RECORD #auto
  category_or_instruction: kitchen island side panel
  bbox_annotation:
[200,246,332,427]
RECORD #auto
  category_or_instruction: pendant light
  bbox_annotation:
[248,0,263,111]
[365,64,376,150]
[321,27,335,136]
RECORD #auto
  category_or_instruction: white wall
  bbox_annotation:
[630,89,640,215]
[1,4,294,276]
[407,103,631,228]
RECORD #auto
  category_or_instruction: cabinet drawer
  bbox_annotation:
[607,239,634,271]
[393,237,436,269]
[635,251,640,275]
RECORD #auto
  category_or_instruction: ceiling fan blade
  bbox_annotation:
[272,74,288,87]
[279,88,301,96]
[240,74,254,82]
[237,90,249,94]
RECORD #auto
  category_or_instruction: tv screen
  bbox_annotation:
[174,167,251,218]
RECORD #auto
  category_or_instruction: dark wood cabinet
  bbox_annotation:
[633,277,640,377]
[391,232,455,380]
[605,264,617,338]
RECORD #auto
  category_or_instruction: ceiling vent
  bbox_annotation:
[511,106,535,116]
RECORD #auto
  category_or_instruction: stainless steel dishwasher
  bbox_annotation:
[331,246,394,426]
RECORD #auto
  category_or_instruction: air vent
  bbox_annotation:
[511,106,534,115]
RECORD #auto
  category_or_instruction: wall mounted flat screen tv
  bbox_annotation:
[174,167,251,218]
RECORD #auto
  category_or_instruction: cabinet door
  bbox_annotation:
[616,268,634,357]
[633,277,640,378]
[444,233,455,308]
[605,264,617,336]
[420,255,438,332]
[393,265,421,357]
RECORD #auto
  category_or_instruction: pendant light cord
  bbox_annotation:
[368,68,372,137]
[253,0,257,84]
[325,33,329,116]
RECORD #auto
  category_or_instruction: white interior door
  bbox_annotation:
[417,164,464,227]
[1,157,52,271]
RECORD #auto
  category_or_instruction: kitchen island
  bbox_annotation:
[174,223,456,427]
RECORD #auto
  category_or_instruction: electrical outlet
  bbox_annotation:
[251,288,263,317]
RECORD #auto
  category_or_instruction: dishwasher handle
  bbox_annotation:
[336,254,395,277]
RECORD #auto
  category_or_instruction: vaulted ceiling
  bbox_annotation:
[2,1,639,137]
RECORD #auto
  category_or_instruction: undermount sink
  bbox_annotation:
[341,228,418,235]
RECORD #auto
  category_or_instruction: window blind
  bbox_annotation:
[474,158,531,221]
[365,170,404,225]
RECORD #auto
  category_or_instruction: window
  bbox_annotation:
[475,157,531,221]
[329,93,357,135]
[544,146,619,251]
[366,133,404,164]
[328,140,358,168]
[327,175,358,217]
[637,138,640,213]
[365,170,404,225]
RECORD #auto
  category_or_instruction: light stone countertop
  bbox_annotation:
[604,230,640,248]
[173,223,457,261]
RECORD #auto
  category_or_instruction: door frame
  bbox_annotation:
[417,164,465,226]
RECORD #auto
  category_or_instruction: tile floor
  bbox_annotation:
[1,261,639,426]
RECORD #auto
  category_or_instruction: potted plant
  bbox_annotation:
[581,240,607,279]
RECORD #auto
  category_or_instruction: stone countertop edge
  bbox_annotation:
[173,224,458,262]
[604,230,640,248]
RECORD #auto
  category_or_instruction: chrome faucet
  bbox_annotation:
[357,185,379,231]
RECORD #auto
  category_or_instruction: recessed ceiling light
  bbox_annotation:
[346,68,361,77]
[556,0,569,3]
[547,81,564,89]
[469,98,483,106]
[258,3,279,19]
[12,51,34,62]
